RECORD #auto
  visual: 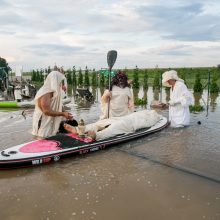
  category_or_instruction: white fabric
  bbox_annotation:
[100,86,134,119]
[32,71,65,138]
[14,86,22,100]
[162,70,184,87]
[62,77,68,99]
[169,81,193,127]
[86,110,162,141]
[22,85,29,96]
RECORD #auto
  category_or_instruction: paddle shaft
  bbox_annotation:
[106,50,117,118]
[206,70,211,117]
[107,67,112,118]
[159,71,162,102]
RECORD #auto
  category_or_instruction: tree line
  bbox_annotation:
[0,55,219,94]
[29,65,220,94]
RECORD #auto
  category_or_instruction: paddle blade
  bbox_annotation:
[107,50,117,69]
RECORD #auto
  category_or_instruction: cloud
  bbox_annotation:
[136,2,220,41]
[0,0,220,70]
[0,0,10,7]
[143,44,192,56]
[0,13,25,26]
[24,43,84,56]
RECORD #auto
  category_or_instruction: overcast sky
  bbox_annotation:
[1,0,220,71]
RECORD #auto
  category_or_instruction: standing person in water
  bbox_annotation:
[162,70,193,127]
[32,70,73,138]
[100,71,134,119]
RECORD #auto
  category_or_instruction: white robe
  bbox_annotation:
[100,86,134,119]
[86,110,162,141]
[32,71,65,138]
[169,81,193,127]
[14,85,22,101]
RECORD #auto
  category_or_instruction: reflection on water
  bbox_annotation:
[143,87,148,103]
[132,88,139,101]
[193,92,203,106]
[0,86,220,220]
[210,93,219,112]
[193,91,220,115]
[68,85,220,113]
[153,88,160,101]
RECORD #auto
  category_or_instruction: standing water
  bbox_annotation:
[0,87,219,220]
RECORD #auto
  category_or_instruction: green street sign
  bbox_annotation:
[99,69,116,77]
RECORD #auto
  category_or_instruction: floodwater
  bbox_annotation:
[0,87,220,220]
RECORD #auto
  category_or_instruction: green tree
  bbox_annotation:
[178,68,186,82]
[153,71,160,90]
[133,65,139,89]
[0,57,10,74]
[72,66,77,87]
[193,73,203,93]
[100,72,105,87]
[36,69,40,82]
[91,69,97,86]
[40,69,44,82]
[84,66,90,87]
[66,69,72,84]
[210,75,219,93]
[78,68,83,87]
[31,70,36,81]
[133,88,139,103]
[143,69,148,89]
[0,57,10,92]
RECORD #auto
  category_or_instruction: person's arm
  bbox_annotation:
[127,89,134,110]
[38,93,73,119]
[101,90,112,103]
[169,84,192,107]
[128,96,134,110]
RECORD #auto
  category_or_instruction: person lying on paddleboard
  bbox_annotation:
[32,70,73,138]
[63,110,162,141]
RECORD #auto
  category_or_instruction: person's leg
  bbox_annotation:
[86,124,111,140]
[63,124,78,134]
[95,120,129,141]
[87,130,96,139]
[85,119,112,133]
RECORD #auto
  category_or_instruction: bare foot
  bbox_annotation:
[87,130,96,140]
[63,123,77,134]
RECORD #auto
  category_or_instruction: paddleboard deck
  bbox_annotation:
[0,117,168,169]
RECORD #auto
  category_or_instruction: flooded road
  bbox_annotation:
[0,87,220,220]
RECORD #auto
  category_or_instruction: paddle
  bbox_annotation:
[107,50,117,118]
[206,69,211,117]
[159,71,162,103]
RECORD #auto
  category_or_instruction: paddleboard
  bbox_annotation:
[0,97,71,108]
[0,117,168,169]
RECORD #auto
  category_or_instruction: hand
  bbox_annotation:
[128,80,133,85]
[105,91,112,98]
[160,103,168,108]
[168,100,175,106]
[63,112,73,120]
[128,102,134,109]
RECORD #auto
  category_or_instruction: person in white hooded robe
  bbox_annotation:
[32,70,73,138]
[162,70,193,127]
[63,110,162,141]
